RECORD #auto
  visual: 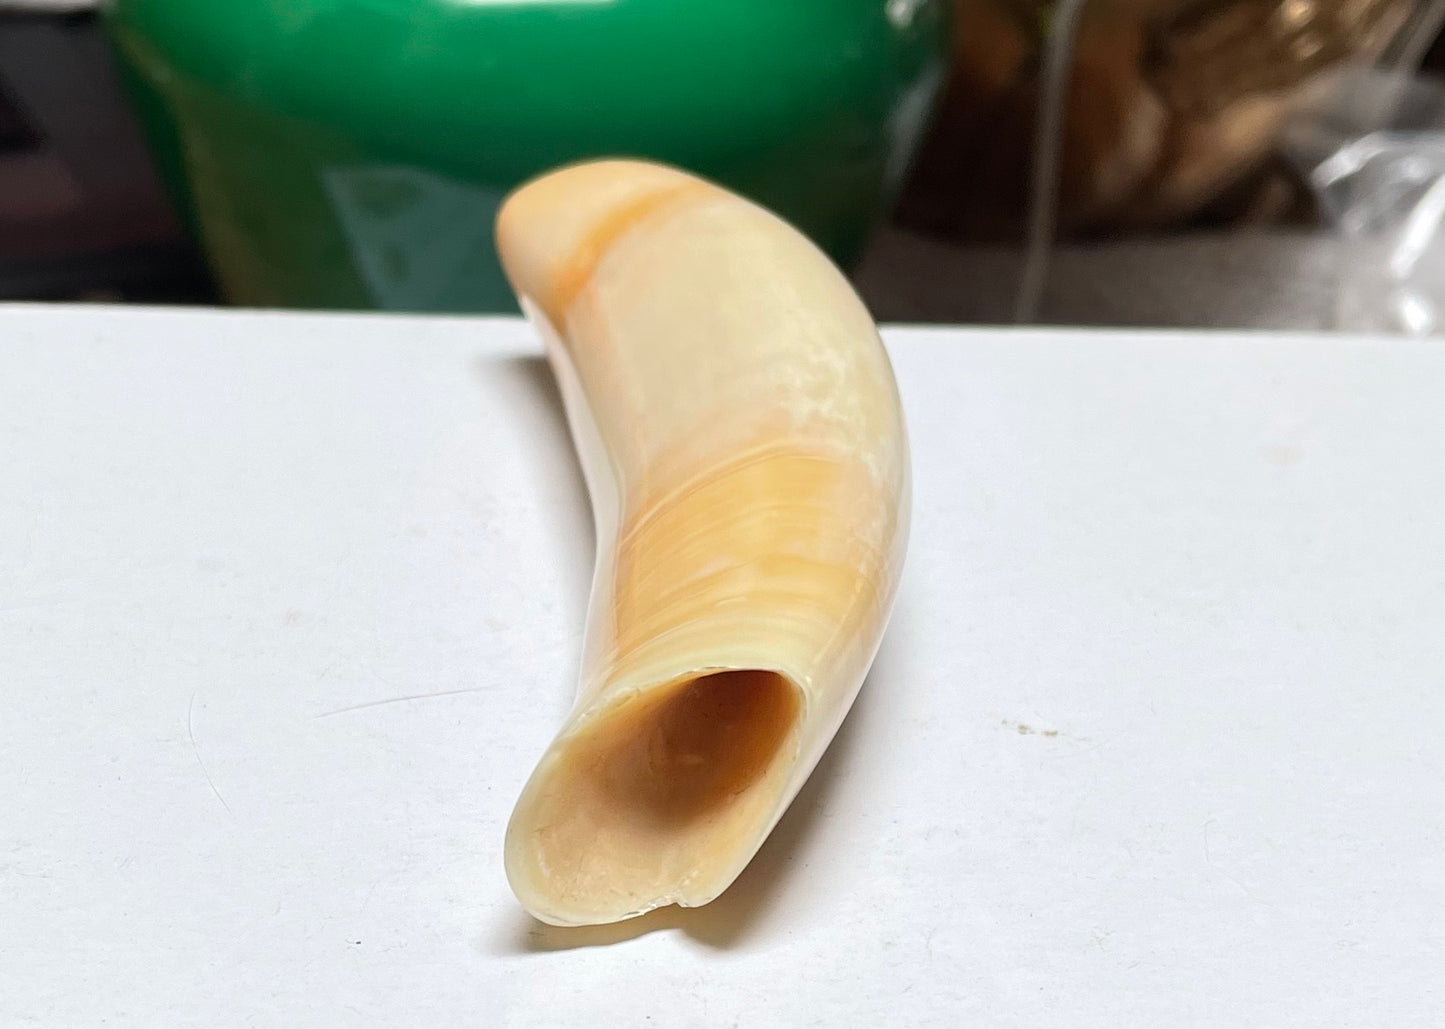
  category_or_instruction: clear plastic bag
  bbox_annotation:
[1313,130,1445,333]
[1279,70,1445,333]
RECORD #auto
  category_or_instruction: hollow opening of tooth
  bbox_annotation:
[519,669,801,923]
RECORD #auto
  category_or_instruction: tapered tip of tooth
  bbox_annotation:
[504,668,804,927]
[495,159,714,326]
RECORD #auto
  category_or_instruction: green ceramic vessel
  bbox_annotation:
[107,0,947,312]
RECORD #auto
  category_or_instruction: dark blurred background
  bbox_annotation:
[6,2,1445,327]
[0,7,213,303]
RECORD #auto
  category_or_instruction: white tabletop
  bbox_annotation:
[2,305,1442,1026]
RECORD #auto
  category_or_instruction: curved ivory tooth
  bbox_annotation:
[496,160,910,927]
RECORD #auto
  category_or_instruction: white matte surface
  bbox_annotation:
[3,306,1442,1026]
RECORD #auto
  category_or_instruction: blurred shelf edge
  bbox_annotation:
[854,225,1342,331]
[0,8,220,304]
[0,241,216,303]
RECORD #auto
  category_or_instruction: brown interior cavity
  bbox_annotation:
[514,669,801,924]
